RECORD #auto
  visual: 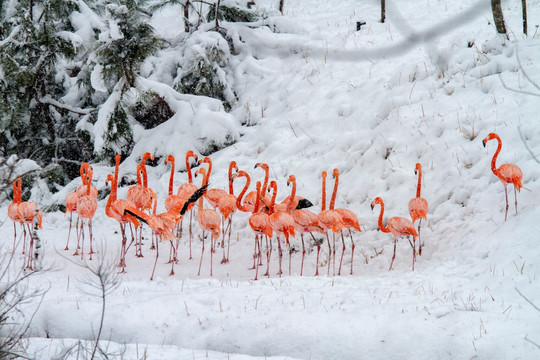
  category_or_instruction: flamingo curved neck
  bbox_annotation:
[377,202,391,233]
[168,159,175,195]
[416,167,422,198]
[261,166,269,194]
[228,163,235,194]
[321,173,327,211]
[253,182,261,213]
[287,177,296,212]
[186,154,194,184]
[491,136,502,175]
[235,173,251,212]
[330,171,339,210]
[269,183,278,213]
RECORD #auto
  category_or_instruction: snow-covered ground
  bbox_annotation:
[2,0,540,359]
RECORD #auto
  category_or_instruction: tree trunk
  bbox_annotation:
[279,0,284,15]
[522,0,528,35]
[184,1,190,33]
[491,0,507,35]
[381,0,386,23]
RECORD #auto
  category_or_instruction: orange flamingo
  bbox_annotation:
[267,179,296,277]
[7,178,23,251]
[292,202,324,276]
[371,197,419,271]
[76,168,98,260]
[176,150,199,259]
[64,190,79,250]
[215,161,239,264]
[237,171,268,272]
[105,155,140,272]
[482,132,523,221]
[329,168,362,275]
[17,198,43,270]
[408,163,428,255]
[318,171,345,276]
[76,163,98,198]
[195,167,221,276]
[247,181,273,280]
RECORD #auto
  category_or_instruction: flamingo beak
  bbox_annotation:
[370,204,375,210]
[482,140,486,147]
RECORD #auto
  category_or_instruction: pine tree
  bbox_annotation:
[90,0,163,160]
[0,0,94,184]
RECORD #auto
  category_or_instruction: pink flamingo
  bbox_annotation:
[318,171,345,276]
[409,163,428,256]
[176,150,199,259]
[76,168,98,260]
[105,155,140,272]
[329,169,362,275]
[215,161,239,263]
[482,132,523,221]
[247,181,273,280]
[17,198,43,270]
[371,197,419,271]
[195,167,221,276]
[267,179,296,277]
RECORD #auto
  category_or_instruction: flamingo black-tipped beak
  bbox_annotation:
[414,170,418,175]
[482,140,486,147]
[370,204,375,210]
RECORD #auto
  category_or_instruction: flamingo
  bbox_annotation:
[215,161,239,263]
[247,181,273,280]
[318,171,345,276]
[76,163,98,198]
[127,152,155,257]
[194,167,221,276]
[76,168,98,260]
[164,155,185,259]
[371,197,419,271]
[482,132,523,221]
[329,168,362,275]
[66,163,95,251]
[17,198,43,270]
[105,155,140,272]
[408,163,428,256]
[267,179,296,277]
[292,199,324,277]
[176,150,199,259]
[7,178,23,251]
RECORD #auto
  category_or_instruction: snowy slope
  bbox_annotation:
[2,0,540,359]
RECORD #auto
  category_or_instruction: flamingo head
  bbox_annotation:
[186,150,198,162]
[198,157,211,166]
[415,163,422,175]
[482,132,499,147]
[371,197,383,210]
[105,174,114,185]
[321,171,327,179]
[287,175,295,186]
[332,168,339,178]
[165,154,175,165]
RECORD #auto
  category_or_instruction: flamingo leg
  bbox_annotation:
[169,240,176,276]
[65,212,73,250]
[277,236,283,277]
[514,185,518,215]
[253,234,259,281]
[332,233,337,277]
[26,223,34,270]
[325,231,332,276]
[88,221,94,260]
[22,226,27,255]
[118,224,127,273]
[80,221,85,261]
[412,237,416,271]
[264,236,272,277]
[389,236,397,271]
[189,211,193,260]
[338,231,346,276]
[210,234,214,277]
[418,219,423,256]
[12,222,17,253]
[300,234,305,276]
[150,238,159,280]
[504,184,509,222]
[198,232,205,276]
[288,243,292,276]
[249,234,258,270]
[349,229,355,275]
[226,217,232,262]
[220,217,228,264]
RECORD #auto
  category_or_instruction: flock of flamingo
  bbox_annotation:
[6,132,523,279]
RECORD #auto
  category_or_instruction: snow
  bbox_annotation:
[2,0,540,359]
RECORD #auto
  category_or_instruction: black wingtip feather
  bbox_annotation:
[295,198,313,210]
[180,185,208,215]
